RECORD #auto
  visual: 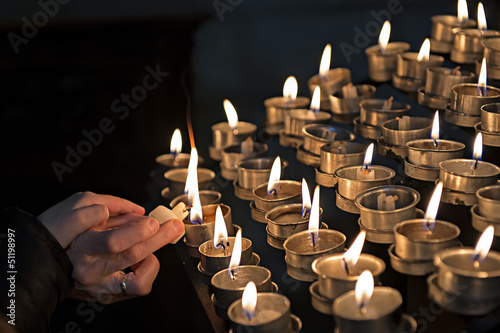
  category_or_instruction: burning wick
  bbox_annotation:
[452,66,461,76]
[230,269,237,281]
[471,133,483,171]
[302,207,310,218]
[310,233,318,247]
[342,257,351,276]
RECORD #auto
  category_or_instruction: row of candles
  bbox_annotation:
[150,1,500,331]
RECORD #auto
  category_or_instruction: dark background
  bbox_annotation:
[1,0,499,332]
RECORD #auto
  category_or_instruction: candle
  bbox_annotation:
[359,97,410,128]
[329,84,376,124]
[357,144,375,180]
[365,20,410,82]
[220,138,268,181]
[476,184,500,221]
[155,129,195,169]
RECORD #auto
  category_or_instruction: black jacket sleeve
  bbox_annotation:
[0,208,73,333]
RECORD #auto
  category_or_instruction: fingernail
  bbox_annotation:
[149,219,160,232]
[172,219,185,235]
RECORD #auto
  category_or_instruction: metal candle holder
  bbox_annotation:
[263,96,310,135]
[234,157,289,201]
[307,68,352,109]
[476,103,500,146]
[365,42,411,82]
[210,121,257,161]
[155,153,204,171]
[430,247,500,315]
[476,184,500,221]
[405,139,465,182]
[163,168,215,199]
[280,109,331,148]
[451,29,500,64]
[360,99,411,127]
[393,53,444,92]
[169,190,221,208]
[429,15,476,53]
[199,236,253,276]
[265,204,324,239]
[220,142,268,181]
[266,223,328,251]
[483,37,500,68]
[379,117,432,159]
[439,159,500,194]
[316,142,368,188]
[471,204,500,236]
[445,83,500,128]
[329,84,376,124]
[253,180,302,211]
[418,67,475,110]
[283,229,346,282]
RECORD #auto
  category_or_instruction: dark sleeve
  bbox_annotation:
[0,208,73,333]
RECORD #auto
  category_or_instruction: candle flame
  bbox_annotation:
[170,129,182,155]
[363,143,374,171]
[344,231,366,273]
[472,225,494,268]
[457,0,469,24]
[378,21,391,53]
[424,182,443,232]
[242,281,257,321]
[228,230,242,280]
[473,132,483,161]
[308,185,320,247]
[185,147,199,193]
[355,270,374,314]
[267,156,281,194]
[223,99,239,129]
[478,2,487,32]
[431,111,440,143]
[319,44,331,79]
[417,39,430,62]
[213,205,228,249]
[283,76,298,101]
[478,58,488,96]
[190,191,203,225]
[302,179,312,218]
[310,86,321,112]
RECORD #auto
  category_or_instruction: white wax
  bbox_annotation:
[342,84,358,98]
[377,194,396,211]
[333,287,402,320]
[381,97,393,110]
[357,167,375,180]
[398,116,410,130]
[240,137,254,155]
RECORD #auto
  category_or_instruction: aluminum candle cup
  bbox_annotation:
[169,190,221,208]
[183,204,234,247]
[481,103,500,133]
[450,84,500,116]
[236,157,289,190]
[264,96,310,134]
[439,159,500,193]
[335,165,396,201]
[476,185,500,221]
[210,121,257,161]
[156,153,204,170]
[393,220,460,261]
[382,117,432,147]
[483,37,500,67]
[471,205,500,236]
[319,142,368,175]
[451,29,500,64]
[283,229,346,281]
[265,204,324,239]
[312,254,386,300]
[393,53,444,92]
[221,142,268,180]
[360,99,411,127]
[211,266,272,310]
[365,42,411,82]
[253,180,302,211]
[163,168,215,198]
[302,124,355,156]
[199,237,253,276]
[267,223,329,251]
[283,109,331,137]
[406,139,465,167]
[329,84,376,114]
[430,15,476,53]
[332,286,403,333]
[228,293,295,333]
[308,68,352,102]
[356,186,420,230]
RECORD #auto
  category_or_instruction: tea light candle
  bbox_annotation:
[210,99,257,161]
[333,271,404,333]
[220,138,268,180]
[359,97,411,127]
[357,144,376,180]
[169,190,221,208]
[480,102,500,135]
[155,129,196,169]
[393,39,445,92]
[264,76,310,134]
[483,37,500,68]
[302,124,355,156]
[329,84,376,123]
[476,184,500,221]
[365,21,411,82]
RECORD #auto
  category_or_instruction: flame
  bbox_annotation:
[424,182,443,232]
[242,282,257,321]
[223,99,239,129]
[185,147,199,195]
[267,156,281,194]
[472,225,494,268]
[228,230,242,280]
[319,44,331,79]
[431,111,440,143]
[310,86,321,112]
[473,133,483,161]
[308,185,320,246]
[302,179,312,217]
[478,2,487,31]
[170,129,182,155]
[283,76,298,101]
[417,39,430,62]
[213,205,228,249]
[355,270,374,314]
[344,231,366,273]
[457,0,469,24]
[363,143,374,171]
[378,21,391,53]
[190,191,203,224]
[478,58,487,96]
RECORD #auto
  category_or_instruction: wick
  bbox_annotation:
[342,257,351,276]
[320,74,328,83]
[451,66,461,76]
[230,270,237,281]
[359,304,367,315]
[311,233,318,247]
[362,165,369,174]
[432,139,438,147]
[478,85,487,97]
[472,159,479,171]
[302,207,310,218]
[183,206,191,213]
[192,219,202,225]
[269,187,280,197]
[244,311,254,322]
[473,259,480,269]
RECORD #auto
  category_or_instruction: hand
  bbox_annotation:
[38,191,145,248]
[67,213,184,304]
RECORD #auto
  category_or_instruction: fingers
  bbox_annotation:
[75,191,145,216]
[95,213,148,230]
[111,255,160,296]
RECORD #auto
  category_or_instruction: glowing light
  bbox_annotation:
[310,86,321,112]
[472,225,494,268]
[478,2,487,32]
[213,205,228,249]
[378,21,391,53]
[363,143,374,171]
[170,129,182,155]
[228,230,242,280]
[355,270,374,314]
[308,185,320,246]
[319,44,331,79]
[283,76,298,101]
[223,99,239,129]
[431,111,440,143]
[478,58,487,96]
[185,148,203,224]
[417,39,430,62]
[302,179,312,217]
[473,133,483,161]
[457,0,469,24]
[424,182,443,232]
[344,231,366,273]
[267,156,281,194]
[242,282,257,321]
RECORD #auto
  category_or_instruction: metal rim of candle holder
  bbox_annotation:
[307,68,352,98]
[283,109,332,137]
[480,102,500,133]
[476,184,500,221]
[471,204,500,236]
[393,73,426,92]
[388,244,437,276]
[397,53,445,80]
[404,158,440,182]
[475,58,500,80]
[221,142,268,170]
[329,84,376,114]
[209,145,223,161]
[360,98,411,127]
[236,157,289,190]
[199,236,254,275]
[266,223,329,250]
[417,87,450,110]
[284,256,320,282]
[249,201,267,223]
[265,204,324,238]
[335,165,396,201]
[296,145,321,167]
[439,159,500,193]
[483,37,500,66]
[434,247,500,280]
[233,180,254,201]
[169,190,222,208]
[382,116,433,147]
[353,117,382,140]
[163,167,216,198]
[302,124,356,154]
[425,67,477,98]
[283,229,346,258]
[429,38,452,53]
[450,48,482,64]
[155,153,202,169]
[279,129,303,148]
[406,139,466,168]
[365,42,411,82]
[335,190,360,214]
[220,162,239,180]
[228,314,302,333]
[315,168,338,188]
[377,137,407,159]
[431,16,477,42]
[183,203,234,244]
[253,180,303,211]
[310,281,334,315]
[331,112,360,124]
[197,252,260,279]
[264,96,310,124]
[320,141,368,174]
[451,84,500,116]
[184,224,241,259]
[440,183,478,206]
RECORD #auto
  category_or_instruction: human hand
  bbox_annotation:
[67,213,184,304]
[38,191,145,248]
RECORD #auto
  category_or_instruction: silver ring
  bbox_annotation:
[120,273,127,296]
